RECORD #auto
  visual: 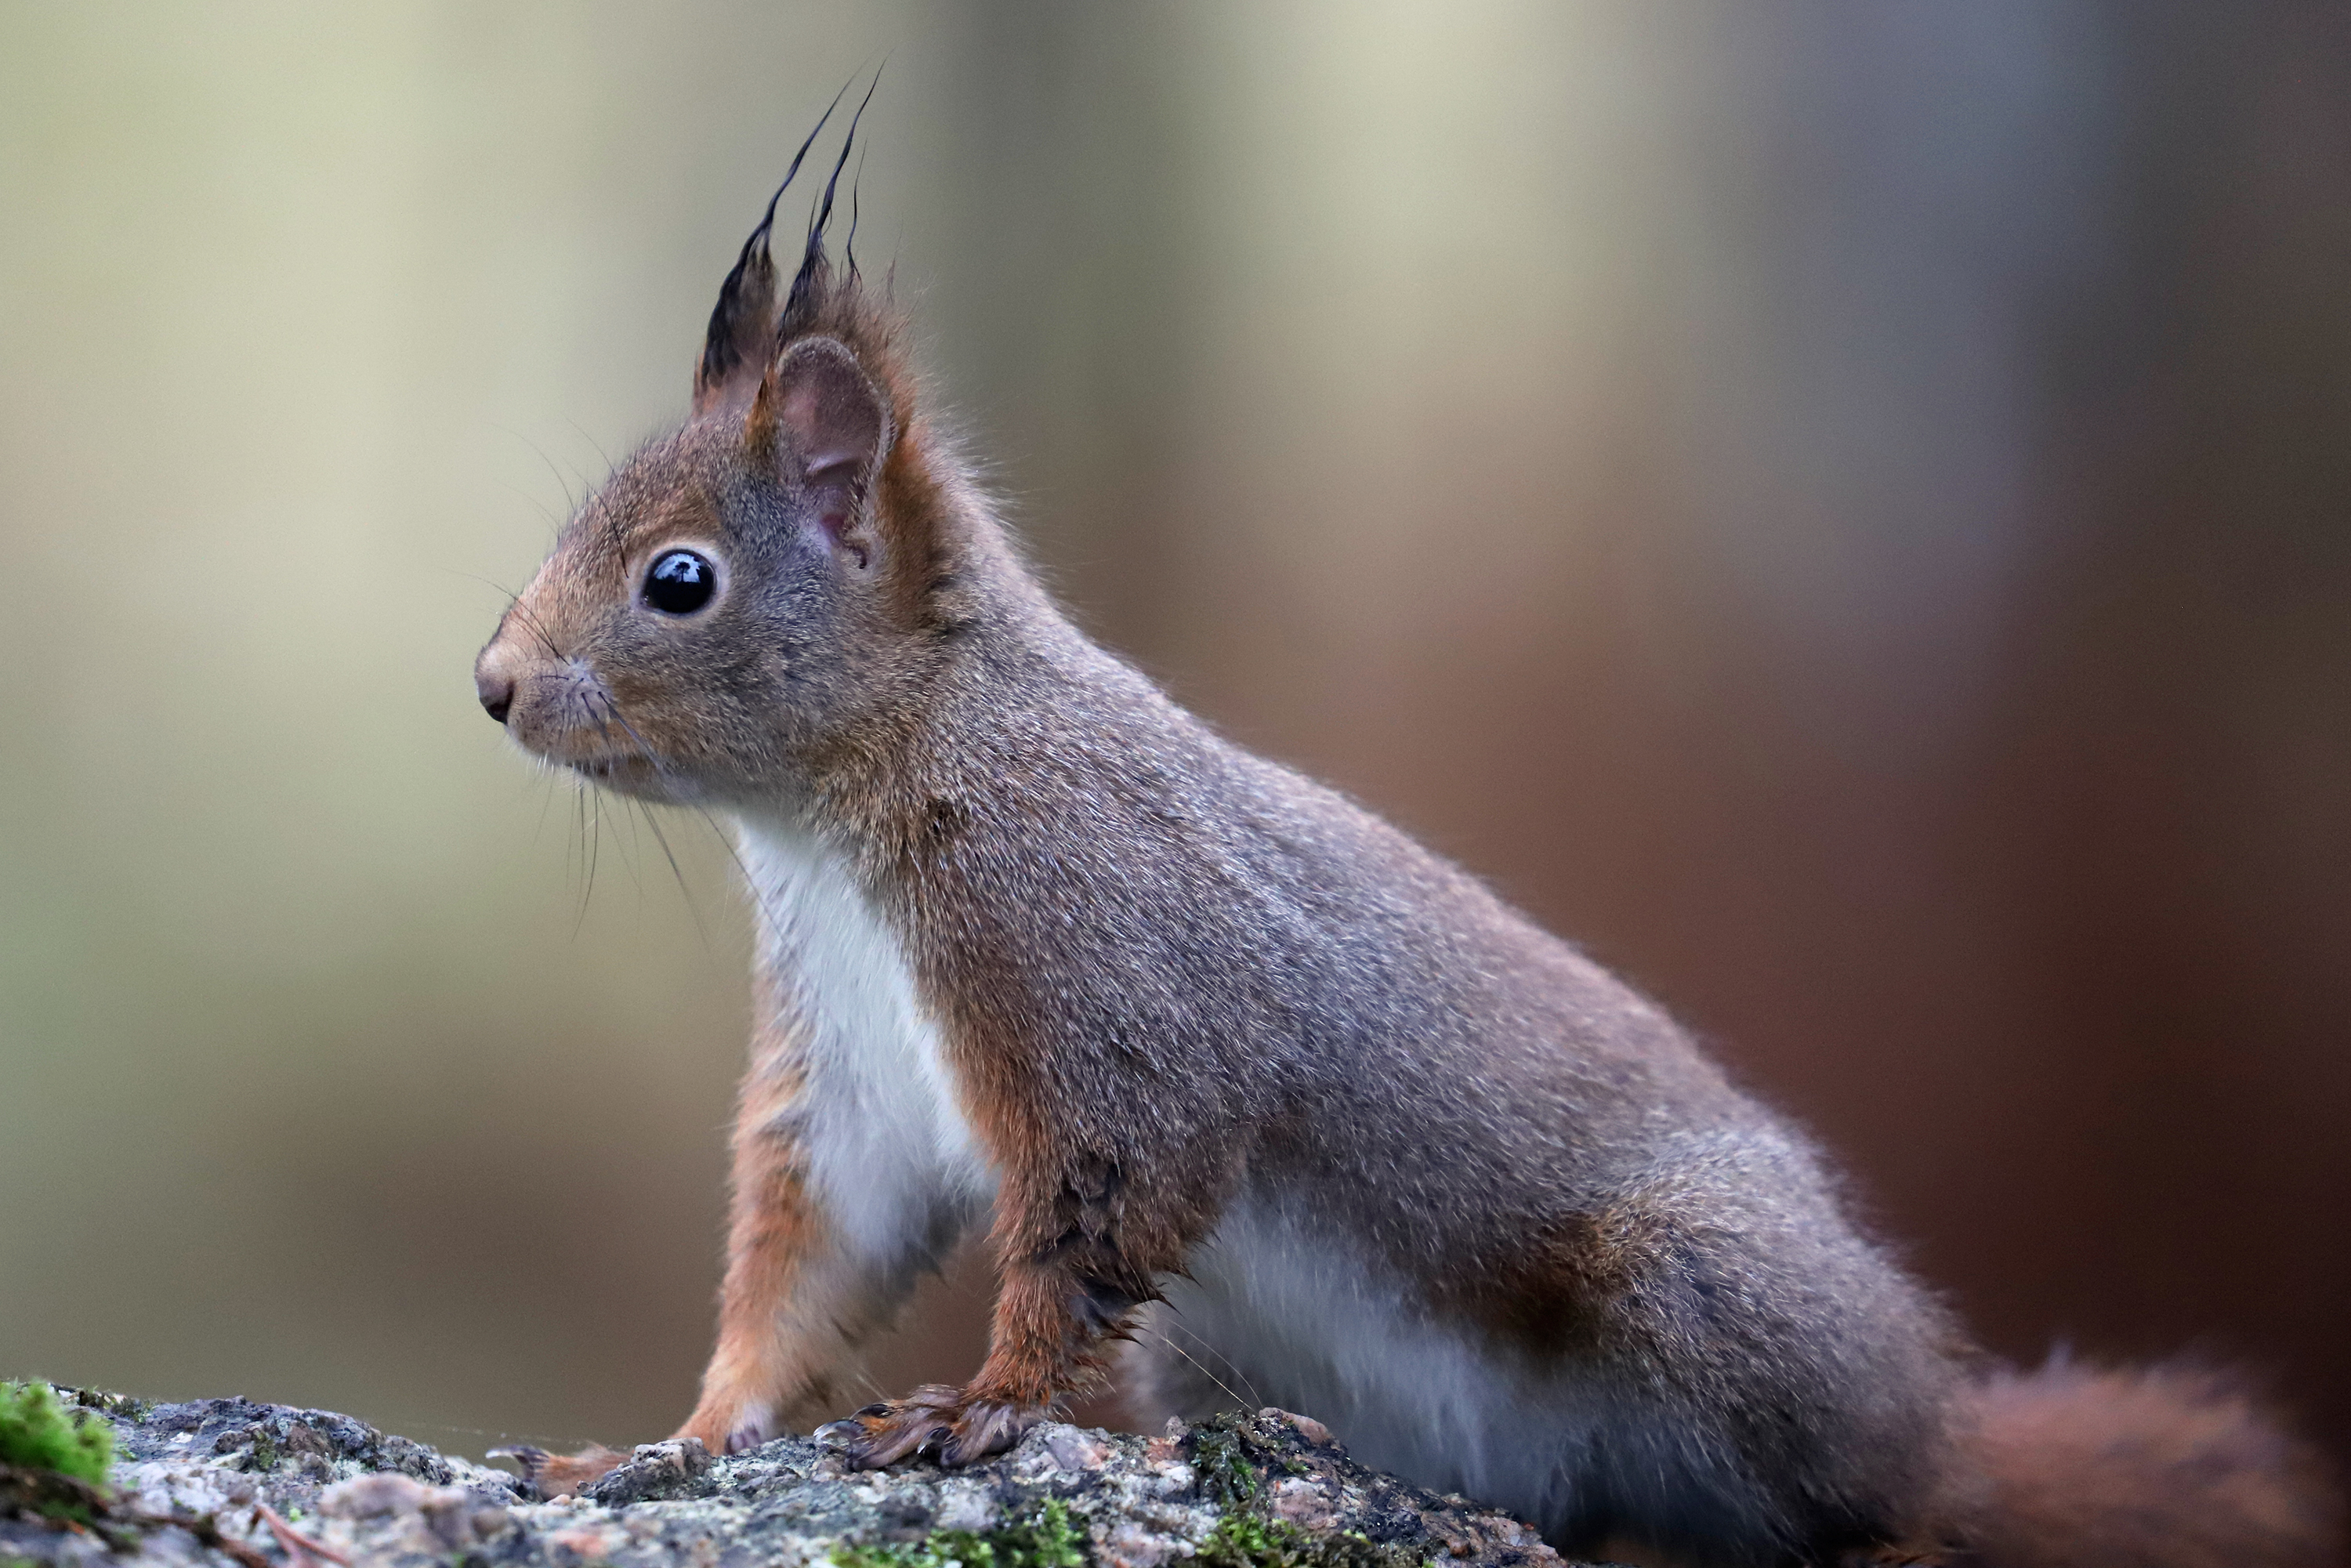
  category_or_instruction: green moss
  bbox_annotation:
[0,1382,114,1489]
[1191,1422,1260,1508]
[1186,1417,1429,1568]
[1195,1511,1299,1567]
[1197,1514,1428,1568]
[833,1496,1086,1568]
[1189,1413,1312,1512]
[70,1389,148,1425]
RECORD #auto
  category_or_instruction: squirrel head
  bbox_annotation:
[475,105,979,807]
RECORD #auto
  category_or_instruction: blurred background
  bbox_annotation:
[4,1,2347,1471]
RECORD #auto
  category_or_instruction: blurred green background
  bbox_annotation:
[4,2,2347,1466]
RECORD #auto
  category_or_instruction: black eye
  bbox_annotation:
[643,549,717,615]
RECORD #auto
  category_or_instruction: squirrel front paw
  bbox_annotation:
[815,1385,1044,1468]
[675,1391,785,1459]
[694,1401,778,1456]
[723,1414,773,1454]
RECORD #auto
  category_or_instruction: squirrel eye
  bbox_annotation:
[643,549,718,615]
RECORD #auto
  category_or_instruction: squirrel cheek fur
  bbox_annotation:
[473,124,2342,1568]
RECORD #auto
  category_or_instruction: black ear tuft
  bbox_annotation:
[783,65,882,333]
[693,230,777,415]
[693,81,855,415]
[845,141,869,284]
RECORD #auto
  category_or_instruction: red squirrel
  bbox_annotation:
[471,114,2342,1568]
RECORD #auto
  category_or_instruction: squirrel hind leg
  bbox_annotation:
[487,1442,631,1499]
[813,1383,965,1468]
[813,1384,1047,1469]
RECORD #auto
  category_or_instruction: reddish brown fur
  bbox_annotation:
[681,1019,838,1450]
[1955,1363,2342,1568]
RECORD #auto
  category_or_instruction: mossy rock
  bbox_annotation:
[0,1389,1580,1568]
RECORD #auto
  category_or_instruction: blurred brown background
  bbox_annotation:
[3,2,2346,1469]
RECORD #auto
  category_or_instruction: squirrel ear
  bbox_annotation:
[749,336,893,552]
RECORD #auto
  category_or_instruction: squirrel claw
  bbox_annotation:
[812,1418,865,1451]
[487,1441,629,1498]
[819,1383,961,1468]
[819,1388,1043,1470]
[937,1400,1041,1466]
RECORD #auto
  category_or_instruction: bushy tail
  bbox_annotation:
[1955,1360,2342,1568]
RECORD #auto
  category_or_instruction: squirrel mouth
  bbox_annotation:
[560,751,694,801]
[543,741,647,779]
[567,752,697,805]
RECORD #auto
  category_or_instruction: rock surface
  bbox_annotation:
[0,1390,1586,1568]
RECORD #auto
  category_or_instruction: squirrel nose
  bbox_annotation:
[476,669,514,725]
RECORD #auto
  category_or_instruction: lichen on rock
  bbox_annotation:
[0,1389,1582,1568]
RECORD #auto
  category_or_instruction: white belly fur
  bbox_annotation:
[1151,1202,1596,1531]
[733,811,996,1265]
